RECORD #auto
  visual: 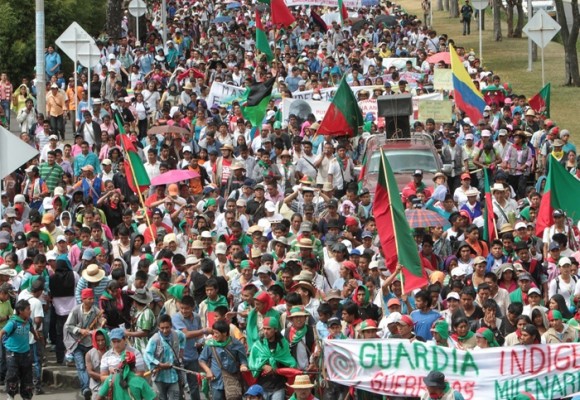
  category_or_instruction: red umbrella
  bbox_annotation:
[404,209,449,228]
[427,52,463,65]
[147,125,191,136]
[150,170,200,186]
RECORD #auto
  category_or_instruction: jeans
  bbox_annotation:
[0,342,6,383]
[211,387,225,400]
[31,342,42,389]
[263,388,285,400]
[6,350,33,399]
[155,381,181,400]
[463,18,471,35]
[73,344,91,392]
[0,100,10,126]
[183,359,200,400]
[50,114,65,140]
[55,313,68,363]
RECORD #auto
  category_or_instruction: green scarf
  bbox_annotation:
[258,159,269,170]
[335,155,348,171]
[248,337,297,377]
[288,324,307,345]
[206,295,228,311]
[246,308,280,349]
[452,330,475,342]
[205,336,232,348]
[100,291,114,301]
[167,285,185,301]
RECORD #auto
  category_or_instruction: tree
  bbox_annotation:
[514,0,525,37]
[450,0,459,17]
[105,0,124,40]
[0,0,105,84]
[555,0,580,86]
[493,0,503,40]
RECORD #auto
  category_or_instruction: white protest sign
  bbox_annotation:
[412,92,444,120]
[285,0,362,8]
[325,339,580,400]
[292,85,380,101]
[206,82,246,107]
[281,98,330,123]
[433,69,453,91]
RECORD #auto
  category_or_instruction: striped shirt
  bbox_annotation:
[0,82,12,101]
[38,162,64,193]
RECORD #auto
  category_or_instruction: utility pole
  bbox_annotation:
[36,0,46,115]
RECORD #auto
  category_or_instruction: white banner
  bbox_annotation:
[281,98,331,123]
[285,0,362,8]
[292,85,381,101]
[206,82,245,108]
[324,339,580,400]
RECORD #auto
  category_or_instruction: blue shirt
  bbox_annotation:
[73,152,102,177]
[410,309,441,340]
[143,330,186,383]
[383,293,415,315]
[171,312,202,361]
[199,339,247,390]
[3,317,32,353]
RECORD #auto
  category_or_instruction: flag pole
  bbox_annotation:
[380,148,406,295]
[121,143,155,242]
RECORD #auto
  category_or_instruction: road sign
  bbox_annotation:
[55,22,95,61]
[472,0,488,10]
[523,9,561,48]
[128,0,147,17]
[0,126,39,179]
[77,45,101,68]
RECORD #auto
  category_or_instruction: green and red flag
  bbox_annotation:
[528,83,551,118]
[338,0,348,23]
[255,10,273,63]
[271,0,295,27]
[536,155,580,236]
[241,77,275,130]
[310,9,328,33]
[357,154,367,194]
[317,77,363,137]
[483,168,497,242]
[373,150,428,293]
[114,112,150,194]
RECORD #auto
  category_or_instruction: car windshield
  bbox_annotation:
[367,149,439,174]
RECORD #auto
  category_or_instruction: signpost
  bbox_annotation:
[56,22,99,123]
[523,10,561,86]
[128,0,147,43]
[472,0,488,62]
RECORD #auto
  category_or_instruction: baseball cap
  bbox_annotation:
[549,241,561,251]
[14,232,26,244]
[558,257,572,267]
[385,312,402,325]
[387,298,401,308]
[0,232,10,244]
[82,249,96,260]
[528,288,541,296]
[413,169,423,176]
[398,315,414,327]
[109,328,125,340]
[245,385,264,397]
[215,242,227,255]
[518,273,532,281]
[265,201,276,212]
[56,235,66,243]
[327,317,341,327]
[446,292,460,301]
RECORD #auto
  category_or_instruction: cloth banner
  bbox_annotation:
[281,98,331,123]
[285,0,362,8]
[292,85,380,101]
[206,82,246,107]
[324,339,580,400]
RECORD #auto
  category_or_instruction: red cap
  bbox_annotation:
[387,298,401,308]
[81,288,94,300]
[345,217,358,227]
[398,315,414,327]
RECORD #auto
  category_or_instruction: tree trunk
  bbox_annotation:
[555,0,580,85]
[444,0,450,12]
[506,0,515,37]
[493,0,503,41]
[481,7,485,30]
[514,0,525,37]
[450,0,459,17]
[106,0,123,40]
[437,0,444,11]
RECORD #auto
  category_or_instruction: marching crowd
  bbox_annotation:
[0,0,579,400]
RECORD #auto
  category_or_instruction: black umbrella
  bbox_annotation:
[351,18,369,32]
[373,14,398,28]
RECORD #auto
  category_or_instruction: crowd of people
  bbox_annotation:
[0,0,579,400]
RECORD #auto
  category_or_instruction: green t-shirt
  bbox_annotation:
[134,307,155,354]
[98,372,156,400]
[0,300,14,330]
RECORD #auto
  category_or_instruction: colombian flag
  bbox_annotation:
[450,45,486,124]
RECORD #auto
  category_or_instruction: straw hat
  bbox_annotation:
[129,289,153,305]
[288,375,314,389]
[296,238,313,249]
[0,264,17,277]
[82,264,105,283]
[191,240,205,250]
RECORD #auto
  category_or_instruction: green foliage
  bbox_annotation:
[0,0,106,83]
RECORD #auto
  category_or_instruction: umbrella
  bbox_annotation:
[427,52,451,64]
[211,16,233,24]
[226,2,241,9]
[151,170,200,186]
[404,209,449,228]
[481,84,507,94]
[373,14,397,28]
[351,18,369,32]
[147,125,191,136]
